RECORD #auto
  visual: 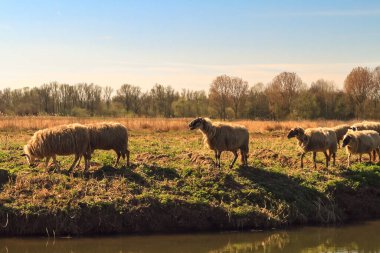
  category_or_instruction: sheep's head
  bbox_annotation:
[287,127,304,139]
[342,134,354,147]
[188,117,205,130]
[21,145,36,167]
[349,126,358,131]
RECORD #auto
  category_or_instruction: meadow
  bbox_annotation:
[0,117,379,236]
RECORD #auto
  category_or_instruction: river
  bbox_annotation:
[1,220,379,253]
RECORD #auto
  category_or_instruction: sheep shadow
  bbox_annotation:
[69,164,148,185]
[139,163,180,181]
[338,165,380,188]
[236,165,332,222]
[0,169,10,190]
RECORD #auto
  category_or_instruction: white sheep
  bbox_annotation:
[86,122,130,167]
[22,123,91,172]
[188,117,249,169]
[342,130,380,167]
[287,127,337,169]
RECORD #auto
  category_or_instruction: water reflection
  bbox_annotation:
[1,220,380,253]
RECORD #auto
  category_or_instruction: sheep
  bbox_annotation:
[342,130,380,167]
[287,127,337,169]
[86,122,130,167]
[332,124,350,148]
[350,121,380,134]
[188,117,249,169]
[21,123,91,172]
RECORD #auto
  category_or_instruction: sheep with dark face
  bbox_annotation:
[342,130,380,167]
[188,117,249,169]
[22,123,91,172]
[332,124,350,148]
[287,127,337,169]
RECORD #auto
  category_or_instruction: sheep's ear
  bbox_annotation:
[20,154,27,157]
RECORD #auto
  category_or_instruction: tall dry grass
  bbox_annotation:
[0,116,355,132]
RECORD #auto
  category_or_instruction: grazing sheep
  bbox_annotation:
[86,122,130,167]
[342,130,380,167]
[332,124,350,148]
[22,123,91,172]
[188,117,249,169]
[350,121,380,134]
[287,127,337,169]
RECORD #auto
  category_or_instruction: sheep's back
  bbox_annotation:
[29,124,89,157]
[206,123,249,151]
[332,124,350,140]
[353,122,380,134]
[303,128,336,152]
[88,123,128,151]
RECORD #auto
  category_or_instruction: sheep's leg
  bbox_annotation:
[52,155,60,172]
[217,151,222,168]
[300,152,305,168]
[244,152,248,166]
[214,151,218,168]
[359,154,362,163]
[45,157,51,171]
[323,151,329,168]
[229,151,238,169]
[372,150,376,162]
[114,151,121,167]
[312,152,317,169]
[68,154,80,173]
[126,149,130,167]
[332,152,336,166]
[347,153,351,167]
[84,153,91,172]
[241,150,248,166]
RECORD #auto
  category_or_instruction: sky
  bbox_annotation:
[0,0,379,91]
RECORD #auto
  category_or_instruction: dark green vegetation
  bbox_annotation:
[0,129,380,236]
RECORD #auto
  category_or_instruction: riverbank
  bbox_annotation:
[0,128,380,236]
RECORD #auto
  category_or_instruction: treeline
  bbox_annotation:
[0,66,379,120]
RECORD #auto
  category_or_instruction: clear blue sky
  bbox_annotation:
[0,0,379,90]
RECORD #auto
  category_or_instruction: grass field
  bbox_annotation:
[0,117,379,236]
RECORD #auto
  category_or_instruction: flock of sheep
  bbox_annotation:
[20,118,380,171]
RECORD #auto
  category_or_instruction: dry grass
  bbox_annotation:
[0,116,354,133]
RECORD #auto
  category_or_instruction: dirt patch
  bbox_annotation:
[253,149,296,167]
[186,152,215,166]
[136,153,172,163]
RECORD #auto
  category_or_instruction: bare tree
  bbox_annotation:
[230,77,249,118]
[103,86,113,110]
[209,75,232,120]
[344,66,375,118]
[265,72,303,119]
[310,79,336,118]
[116,84,141,115]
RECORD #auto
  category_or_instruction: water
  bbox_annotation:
[1,220,380,253]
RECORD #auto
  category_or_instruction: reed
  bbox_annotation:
[0,116,353,132]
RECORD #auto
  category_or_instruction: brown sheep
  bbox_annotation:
[287,127,337,169]
[188,117,249,169]
[332,124,350,148]
[22,123,91,172]
[86,122,130,167]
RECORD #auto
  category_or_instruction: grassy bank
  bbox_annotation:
[0,121,380,236]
